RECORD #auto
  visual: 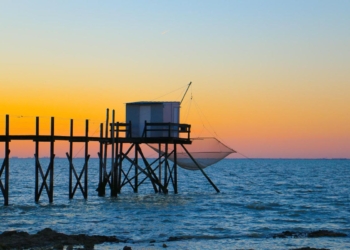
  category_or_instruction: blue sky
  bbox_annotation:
[1,1,349,158]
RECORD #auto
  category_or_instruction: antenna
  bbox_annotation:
[180,82,192,105]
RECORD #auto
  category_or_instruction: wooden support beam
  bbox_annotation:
[120,164,136,190]
[5,115,9,205]
[97,152,106,196]
[134,144,138,192]
[137,144,169,194]
[137,144,158,193]
[117,142,123,193]
[35,154,55,202]
[69,119,73,199]
[115,144,136,192]
[97,122,109,197]
[84,119,89,198]
[103,109,109,192]
[117,152,137,191]
[158,143,162,188]
[49,117,54,202]
[1,115,10,205]
[67,119,90,199]
[98,123,103,194]
[110,110,117,197]
[123,151,155,189]
[67,153,90,198]
[174,143,178,194]
[35,117,39,202]
[164,143,168,191]
[118,145,173,193]
[0,149,10,206]
[180,144,220,193]
[35,116,56,203]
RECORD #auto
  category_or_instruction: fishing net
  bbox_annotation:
[149,137,235,170]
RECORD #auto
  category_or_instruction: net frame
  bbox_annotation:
[148,137,235,170]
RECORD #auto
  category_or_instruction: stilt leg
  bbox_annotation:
[181,144,220,193]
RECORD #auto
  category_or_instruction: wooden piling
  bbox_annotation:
[1,115,10,205]
[134,145,138,192]
[111,110,117,196]
[99,123,103,186]
[97,123,105,196]
[174,143,178,194]
[84,119,89,198]
[69,119,73,199]
[164,143,168,191]
[117,141,123,193]
[158,143,162,188]
[49,117,55,203]
[67,119,90,199]
[35,117,39,202]
[96,109,110,197]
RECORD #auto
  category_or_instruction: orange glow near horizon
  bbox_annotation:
[1,1,349,158]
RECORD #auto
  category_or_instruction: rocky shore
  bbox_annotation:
[0,228,121,249]
[0,228,347,249]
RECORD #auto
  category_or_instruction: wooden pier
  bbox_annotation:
[0,109,218,206]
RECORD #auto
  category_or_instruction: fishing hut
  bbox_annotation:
[97,99,225,196]
[96,101,193,197]
[0,83,234,205]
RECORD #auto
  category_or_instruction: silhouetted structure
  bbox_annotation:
[0,108,220,205]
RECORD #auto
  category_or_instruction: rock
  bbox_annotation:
[272,231,305,238]
[167,236,181,241]
[162,243,168,248]
[290,247,330,250]
[307,230,347,238]
[123,246,132,250]
[0,228,121,249]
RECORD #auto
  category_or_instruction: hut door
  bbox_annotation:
[140,106,151,136]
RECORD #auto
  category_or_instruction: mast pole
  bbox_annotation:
[180,82,192,105]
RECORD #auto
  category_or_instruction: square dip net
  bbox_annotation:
[149,137,235,170]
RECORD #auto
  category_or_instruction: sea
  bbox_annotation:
[0,158,349,250]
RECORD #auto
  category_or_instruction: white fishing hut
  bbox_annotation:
[126,101,180,138]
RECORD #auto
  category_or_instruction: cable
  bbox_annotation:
[150,83,190,102]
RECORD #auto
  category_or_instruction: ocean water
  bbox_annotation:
[0,158,349,249]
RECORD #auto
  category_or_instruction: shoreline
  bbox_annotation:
[0,228,347,249]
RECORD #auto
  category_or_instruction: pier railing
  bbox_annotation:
[110,121,132,138]
[142,122,191,139]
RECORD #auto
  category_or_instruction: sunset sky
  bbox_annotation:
[0,1,349,158]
